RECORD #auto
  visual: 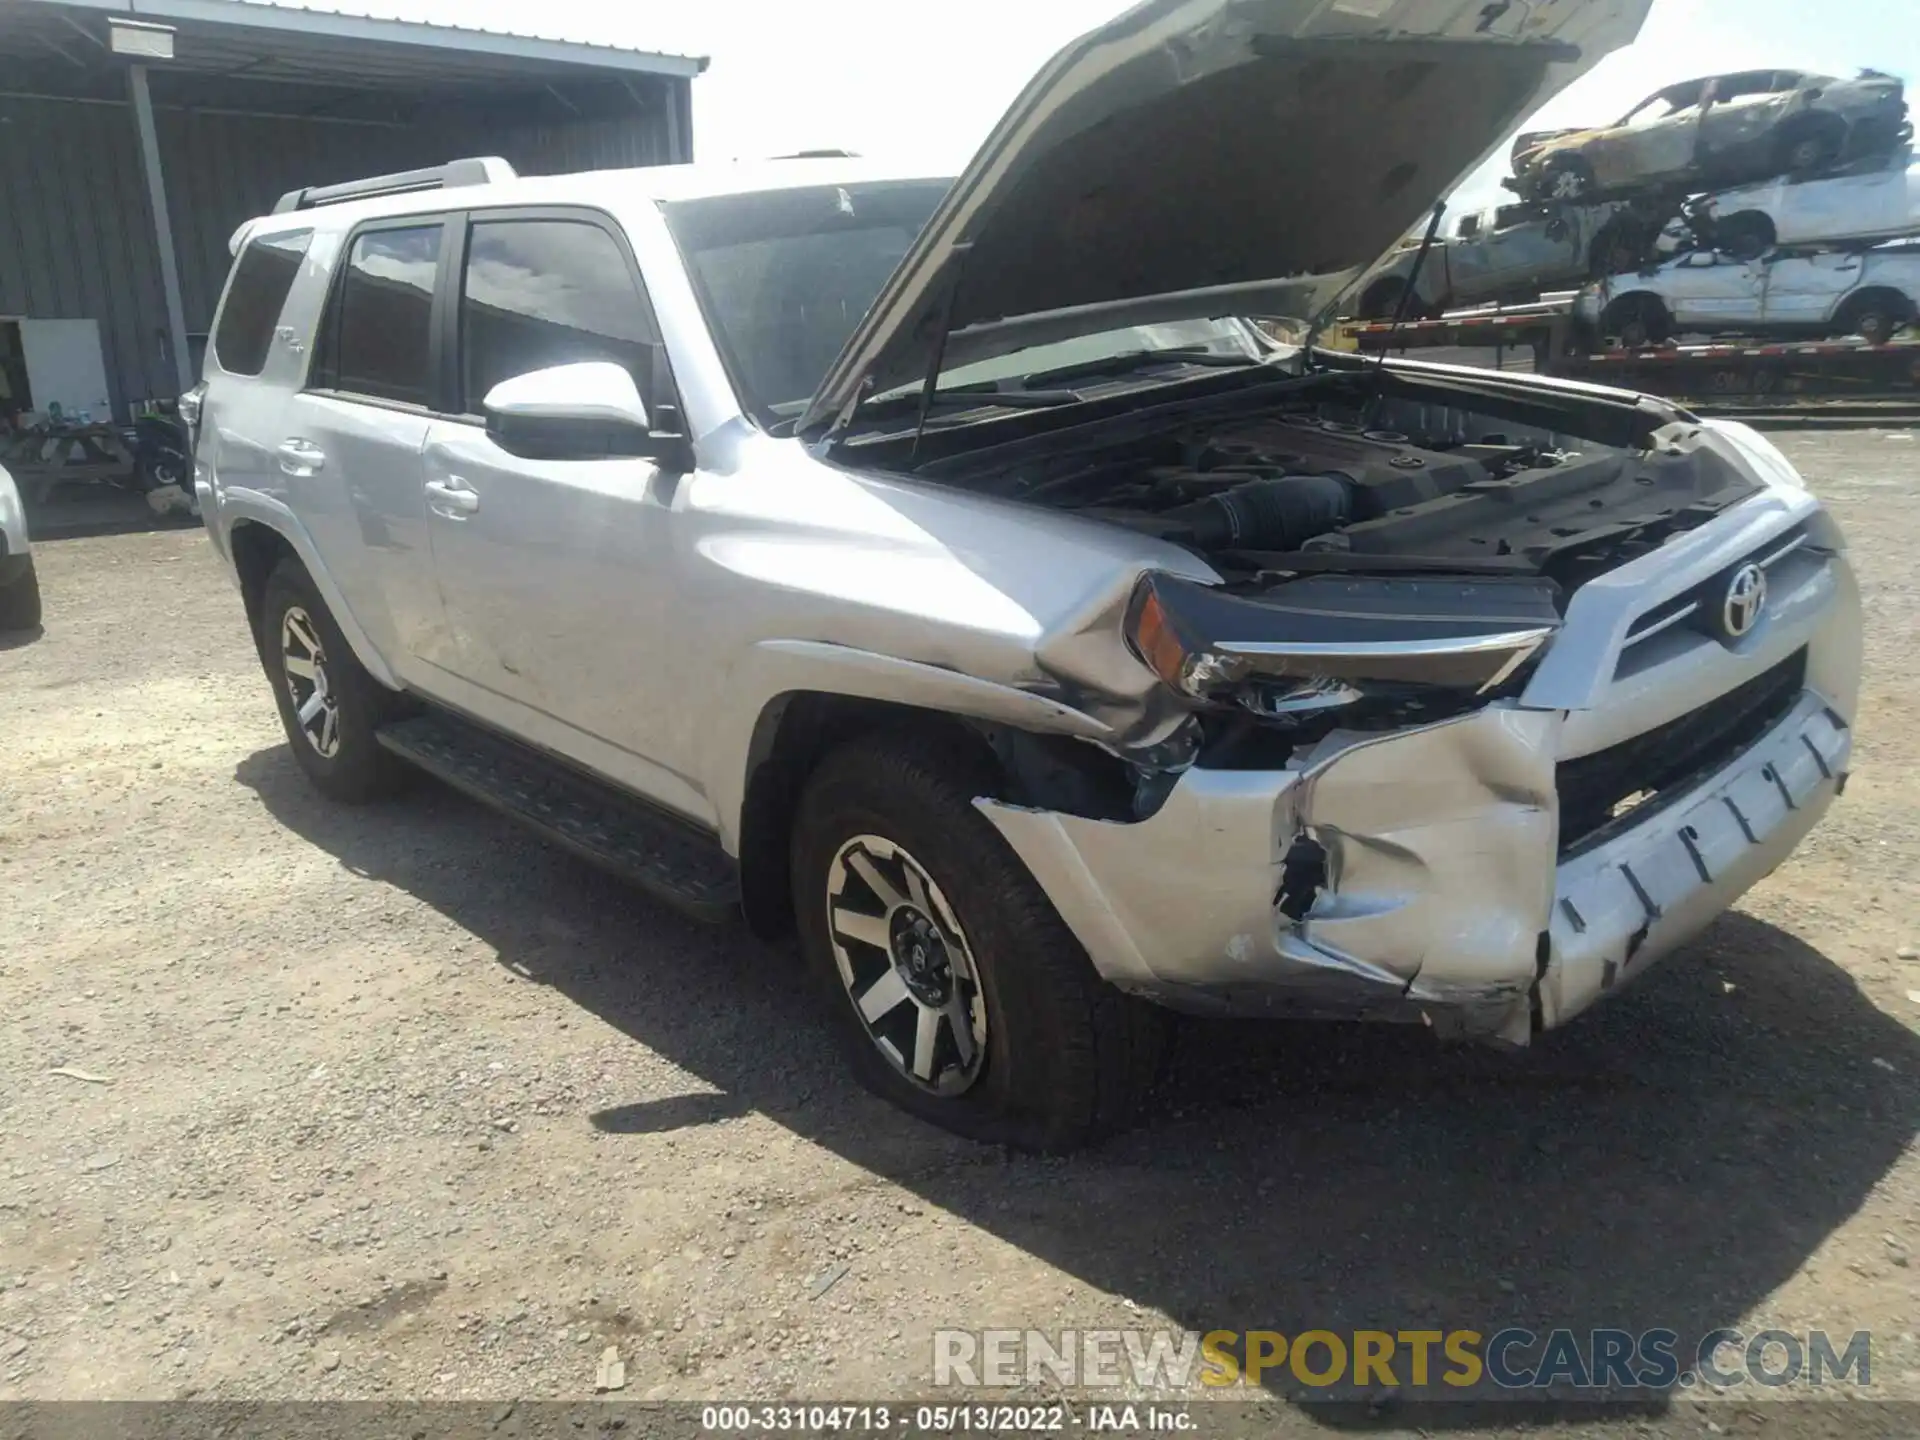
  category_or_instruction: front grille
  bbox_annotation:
[1621,526,1810,651]
[1557,648,1807,857]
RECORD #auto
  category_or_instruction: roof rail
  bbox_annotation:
[271,157,517,215]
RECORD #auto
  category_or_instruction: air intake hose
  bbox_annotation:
[1165,473,1354,552]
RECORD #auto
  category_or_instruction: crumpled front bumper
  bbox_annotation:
[981,691,1850,1040]
[978,526,1861,1042]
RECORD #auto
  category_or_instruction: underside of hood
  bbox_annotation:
[801,0,1651,440]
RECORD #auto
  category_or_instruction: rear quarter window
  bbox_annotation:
[211,230,312,377]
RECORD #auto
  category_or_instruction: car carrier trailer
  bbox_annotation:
[1339,298,1920,416]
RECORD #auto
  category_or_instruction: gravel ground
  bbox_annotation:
[2,430,1918,1434]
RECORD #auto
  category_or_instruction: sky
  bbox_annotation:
[263,0,1919,209]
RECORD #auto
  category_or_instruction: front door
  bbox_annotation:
[1587,85,1707,189]
[1660,251,1764,330]
[421,210,704,818]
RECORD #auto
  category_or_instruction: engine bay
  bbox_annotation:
[969,386,1761,600]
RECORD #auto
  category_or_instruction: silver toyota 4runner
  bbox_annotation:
[194,0,1861,1150]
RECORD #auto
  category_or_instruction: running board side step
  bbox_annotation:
[375,712,739,923]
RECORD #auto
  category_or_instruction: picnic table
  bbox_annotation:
[0,419,135,503]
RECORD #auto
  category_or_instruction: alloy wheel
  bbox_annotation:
[826,834,988,1096]
[1548,167,1588,200]
[280,606,341,758]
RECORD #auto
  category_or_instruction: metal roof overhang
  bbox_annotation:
[0,0,707,126]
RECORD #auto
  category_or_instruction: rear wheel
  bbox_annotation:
[790,732,1167,1151]
[258,557,410,802]
[1837,290,1913,346]
[1779,124,1842,178]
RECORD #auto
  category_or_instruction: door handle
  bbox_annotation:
[276,439,326,475]
[425,476,480,517]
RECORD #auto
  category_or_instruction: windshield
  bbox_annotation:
[664,180,1269,429]
[662,179,952,426]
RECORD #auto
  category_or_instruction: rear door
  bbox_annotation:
[280,217,455,675]
[1697,71,1797,178]
[199,227,314,515]
[1760,252,1864,326]
[419,208,701,816]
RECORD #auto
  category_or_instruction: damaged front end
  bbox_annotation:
[980,701,1562,1041]
[959,375,1857,1043]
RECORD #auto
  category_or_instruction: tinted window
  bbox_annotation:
[459,219,655,412]
[212,230,311,377]
[663,180,951,424]
[317,224,442,405]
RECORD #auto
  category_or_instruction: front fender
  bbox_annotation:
[703,638,1115,853]
[216,486,400,691]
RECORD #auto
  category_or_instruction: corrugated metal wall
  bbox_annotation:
[0,97,177,420]
[0,79,686,420]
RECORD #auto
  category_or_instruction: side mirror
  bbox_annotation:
[483,361,683,464]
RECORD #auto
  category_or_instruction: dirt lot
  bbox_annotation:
[3,430,1918,1431]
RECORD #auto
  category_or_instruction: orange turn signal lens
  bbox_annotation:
[1129,587,1192,692]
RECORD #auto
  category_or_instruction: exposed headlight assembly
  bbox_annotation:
[1124,571,1561,717]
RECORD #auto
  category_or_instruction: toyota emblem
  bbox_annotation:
[1719,563,1767,639]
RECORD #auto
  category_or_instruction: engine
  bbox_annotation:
[1001,398,1757,589]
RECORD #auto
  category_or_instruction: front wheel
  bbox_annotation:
[1538,155,1596,202]
[258,557,410,802]
[0,554,42,631]
[1604,295,1672,349]
[790,732,1167,1151]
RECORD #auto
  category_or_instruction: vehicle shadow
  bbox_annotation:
[237,745,1920,1419]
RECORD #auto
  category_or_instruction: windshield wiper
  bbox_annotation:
[860,383,1086,417]
[1018,346,1267,389]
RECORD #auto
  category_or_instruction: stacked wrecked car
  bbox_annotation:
[1355,67,1917,347]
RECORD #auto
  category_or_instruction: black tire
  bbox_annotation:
[1779,123,1841,178]
[0,554,42,631]
[1537,154,1595,202]
[790,731,1168,1151]
[1604,294,1672,349]
[1838,291,1910,346]
[257,556,410,803]
[1715,212,1776,262]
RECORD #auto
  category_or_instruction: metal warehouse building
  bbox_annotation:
[0,0,705,423]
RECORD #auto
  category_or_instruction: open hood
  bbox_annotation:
[799,0,1650,440]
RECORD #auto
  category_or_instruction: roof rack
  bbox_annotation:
[272,157,517,215]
